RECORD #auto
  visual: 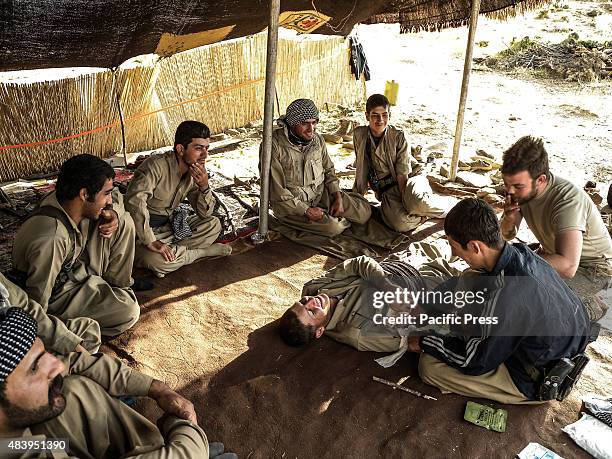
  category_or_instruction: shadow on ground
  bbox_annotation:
[181,322,589,459]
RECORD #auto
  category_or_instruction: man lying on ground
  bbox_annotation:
[0,307,237,459]
[126,120,231,279]
[280,198,593,404]
[500,135,612,321]
[263,98,371,237]
[12,154,142,338]
[352,94,454,232]
[279,242,456,353]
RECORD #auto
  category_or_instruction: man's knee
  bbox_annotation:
[123,297,141,330]
[384,212,419,233]
[418,353,443,386]
[135,245,168,271]
[343,193,372,224]
[324,218,349,236]
[352,206,371,225]
[105,294,141,335]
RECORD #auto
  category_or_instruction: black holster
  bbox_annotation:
[4,268,28,289]
[149,213,170,228]
[538,353,590,401]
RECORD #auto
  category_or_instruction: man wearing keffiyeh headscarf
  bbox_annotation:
[262,99,372,237]
[0,307,234,458]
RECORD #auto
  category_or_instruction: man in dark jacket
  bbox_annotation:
[411,198,590,404]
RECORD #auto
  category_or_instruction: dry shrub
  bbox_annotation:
[480,34,612,82]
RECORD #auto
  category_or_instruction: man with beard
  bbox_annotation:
[12,154,141,338]
[264,99,371,237]
[500,136,612,321]
[0,307,218,458]
[126,121,231,278]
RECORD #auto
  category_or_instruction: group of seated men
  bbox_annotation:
[277,97,611,404]
[1,121,234,457]
[0,94,610,456]
[266,96,451,236]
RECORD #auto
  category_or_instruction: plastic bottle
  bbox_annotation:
[384,80,399,105]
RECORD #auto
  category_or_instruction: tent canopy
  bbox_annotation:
[0,0,545,71]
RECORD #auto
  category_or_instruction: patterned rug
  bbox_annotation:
[0,168,260,272]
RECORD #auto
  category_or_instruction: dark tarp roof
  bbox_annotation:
[0,0,545,72]
[366,0,546,32]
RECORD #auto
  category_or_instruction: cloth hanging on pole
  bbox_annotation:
[349,36,370,81]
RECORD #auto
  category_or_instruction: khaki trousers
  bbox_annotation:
[564,264,611,322]
[63,318,102,353]
[380,185,422,233]
[31,376,209,459]
[49,212,139,337]
[135,214,222,277]
[381,176,456,233]
[277,191,372,237]
[418,353,545,405]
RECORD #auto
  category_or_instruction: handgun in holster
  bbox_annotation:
[538,353,590,401]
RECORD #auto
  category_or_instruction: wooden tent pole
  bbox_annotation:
[253,0,281,243]
[116,92,128,168]
[449,0,481,181]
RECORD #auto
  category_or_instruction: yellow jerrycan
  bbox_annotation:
[384,80,399,105]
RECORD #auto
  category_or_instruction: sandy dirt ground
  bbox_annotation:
[99,1,610,458]
[106,239,608,458]
[357,0,611,188]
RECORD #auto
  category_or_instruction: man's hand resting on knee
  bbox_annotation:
[329,191,345,217]
[305,207,325,222]
[146,240,176,262]
[149,380,198,425]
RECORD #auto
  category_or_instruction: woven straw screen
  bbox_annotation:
[0,32,363,181]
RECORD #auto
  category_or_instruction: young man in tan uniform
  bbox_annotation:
[125,121,231,278]
[0,273,100,355]
[12,154,140,338]
[0,307,218,458]
[279,243,457,353]
[352,94,452,232]
[500,136,612,321]
[265,98,371,237]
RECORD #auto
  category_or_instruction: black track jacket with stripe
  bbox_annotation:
[420,243,590,399]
